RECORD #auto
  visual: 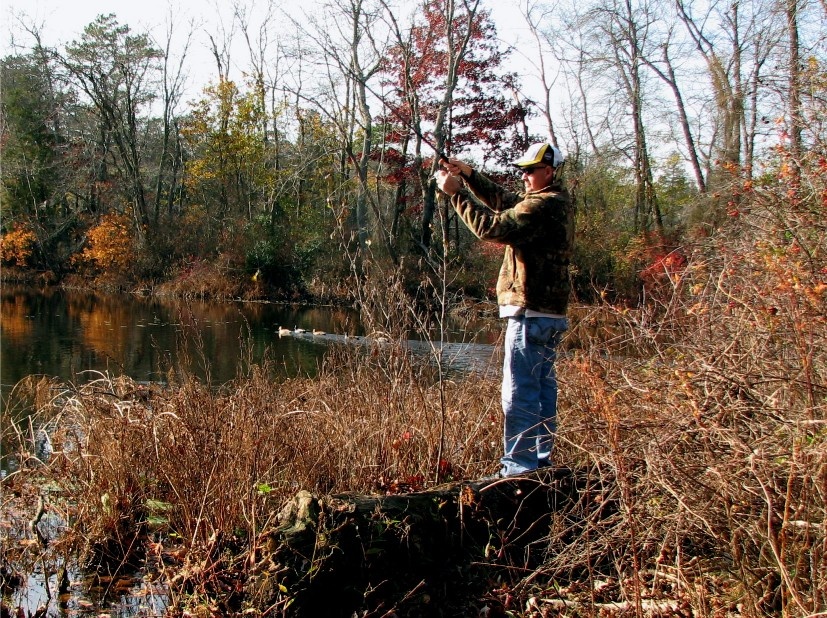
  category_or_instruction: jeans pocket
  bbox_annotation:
[526,317,567,346]
[526,320,553,346]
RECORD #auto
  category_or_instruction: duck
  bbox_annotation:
[278,326,291,337]
[371,331,390,344]
[312,328,326,336]
[294,326,307,334]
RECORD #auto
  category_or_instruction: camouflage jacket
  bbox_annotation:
[450,169,574,315]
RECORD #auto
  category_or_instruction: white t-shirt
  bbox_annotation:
[499,305,566,319]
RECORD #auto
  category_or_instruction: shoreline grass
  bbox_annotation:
[3,175,826,616]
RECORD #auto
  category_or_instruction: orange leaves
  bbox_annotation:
[0,225,37,266]
[638,236,687,290]
[74,212,135,275]
[0,289,35,343]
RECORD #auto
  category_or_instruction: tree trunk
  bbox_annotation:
[642,45,707,194]
[419,0,480,252]
[245,467,603,617]
[786,0,802,185]
[677,0,745,173]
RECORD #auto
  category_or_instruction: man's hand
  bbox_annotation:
[434,170,462,196]
[440,158,472,178]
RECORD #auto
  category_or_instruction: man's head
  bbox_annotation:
[513,142,565,192]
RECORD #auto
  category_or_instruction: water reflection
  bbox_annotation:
[0,288,348,387]
[0,288,501,617]
[1,287,500,389]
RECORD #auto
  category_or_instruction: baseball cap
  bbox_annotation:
[512,142,565,169]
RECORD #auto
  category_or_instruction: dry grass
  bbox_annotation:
[0,338,504,613]
[2,164,825,617]
[539,168,826,616]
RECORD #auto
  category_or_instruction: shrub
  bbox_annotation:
[551,148,826,616]
[73,212,136,279]
[1,224,37,266]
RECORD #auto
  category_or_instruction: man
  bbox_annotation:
[435,142,574,477]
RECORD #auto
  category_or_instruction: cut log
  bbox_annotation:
[245,467,599,617]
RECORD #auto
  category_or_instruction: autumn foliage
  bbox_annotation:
[73,212,136,278]
[0,225,36,267]
[2,3,827,615]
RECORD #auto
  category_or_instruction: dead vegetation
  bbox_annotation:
[2,169,825,616]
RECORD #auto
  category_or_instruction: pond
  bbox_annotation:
[0,286,502,617]
[0,287,501,390]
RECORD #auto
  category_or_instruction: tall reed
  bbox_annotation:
[3,158,824,616]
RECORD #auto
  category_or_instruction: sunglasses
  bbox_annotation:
[519,165,549,175]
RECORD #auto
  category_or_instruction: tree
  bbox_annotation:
[637,25,708,193]
[0,41,80,271]
[379,0,526,253]
[0,53,59,220]
[785,0,802,186]
[581,0,663,233]
[233,1,298,233]
[535,0,681,235]
[519,0,562,148]
[151,9,194,224]
[181,79,268,224]
[284,0,396,271]
[62,14,163,240]
[676,0,782,181]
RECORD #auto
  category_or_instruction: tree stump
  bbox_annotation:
[245,467,594,617]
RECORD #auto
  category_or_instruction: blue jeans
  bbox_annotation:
[500,315,567,476]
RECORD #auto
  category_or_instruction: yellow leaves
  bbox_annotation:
[181,79,271,198]
[1,225,36,266]
[74,212,135,274]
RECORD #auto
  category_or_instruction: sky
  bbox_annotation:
[1,0,557,155]
[1,0,545,93]
[1,0,537,50]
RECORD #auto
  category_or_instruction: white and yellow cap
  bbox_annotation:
[512,142,564,169]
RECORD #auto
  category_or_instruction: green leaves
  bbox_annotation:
[256,483,274,495]
[145,498,173,527]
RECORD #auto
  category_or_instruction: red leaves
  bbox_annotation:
[377,473,425,494]
[638,233,687,285]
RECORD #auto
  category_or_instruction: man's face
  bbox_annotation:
[520,164,554,192]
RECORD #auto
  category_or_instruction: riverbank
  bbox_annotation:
[3,245,826,617]
[0,264,324,305]
[3,296,824,616]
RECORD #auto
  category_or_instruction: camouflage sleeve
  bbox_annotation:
[450,184,549,246]
[461,169,521,212]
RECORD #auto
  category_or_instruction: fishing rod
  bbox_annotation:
[331,55,460,184]
[352,69,454,165]
[411,127,453,182]
[408,122,450,163]
[374,97,456,183]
